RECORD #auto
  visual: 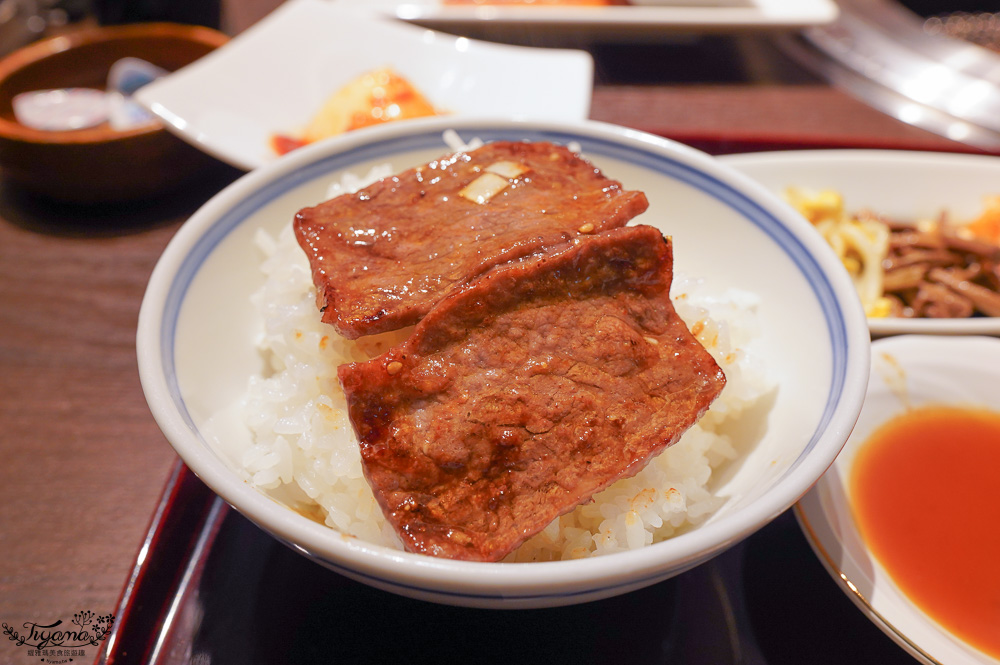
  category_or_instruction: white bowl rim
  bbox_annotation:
[137,115,870,603]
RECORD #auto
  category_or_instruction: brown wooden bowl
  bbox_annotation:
[0,23,229,204]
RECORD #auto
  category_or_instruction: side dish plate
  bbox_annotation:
[721,149,1000,337]
[795,334,1000,665]
[135,0,593,171]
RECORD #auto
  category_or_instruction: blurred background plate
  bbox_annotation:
[135,0,594,171]
[332,0,839,37]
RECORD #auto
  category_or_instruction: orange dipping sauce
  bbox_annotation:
[851,404,1000,660]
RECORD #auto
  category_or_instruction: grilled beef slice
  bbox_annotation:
[338,225,726,561]
[294,141,649,338]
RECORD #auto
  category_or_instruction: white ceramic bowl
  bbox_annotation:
[721,149,1000,338]
[135,0,592,171]
[137,117,870,608]
[797,335,1000,665]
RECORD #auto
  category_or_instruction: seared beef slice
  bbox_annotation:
[338,225,726,561]
[294,141,649,338]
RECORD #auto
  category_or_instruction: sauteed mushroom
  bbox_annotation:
[788,191,1000,319]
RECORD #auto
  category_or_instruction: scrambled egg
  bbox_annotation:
[786,188,893,318]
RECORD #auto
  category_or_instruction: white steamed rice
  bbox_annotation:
[238,151,774,562]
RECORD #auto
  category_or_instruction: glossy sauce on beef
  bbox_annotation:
[293,141,649,338]
[338,225,726,561]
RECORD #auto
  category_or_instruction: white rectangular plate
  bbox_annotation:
[136,0,594,170]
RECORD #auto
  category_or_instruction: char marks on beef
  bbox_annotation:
[294,141,649,339]
[338,225,727,562]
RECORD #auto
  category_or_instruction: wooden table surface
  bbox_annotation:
[0,14,985,662]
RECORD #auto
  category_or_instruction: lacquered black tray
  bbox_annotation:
[95,461,918,665]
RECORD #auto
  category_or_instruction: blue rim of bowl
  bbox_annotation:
[154,121,854,602]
